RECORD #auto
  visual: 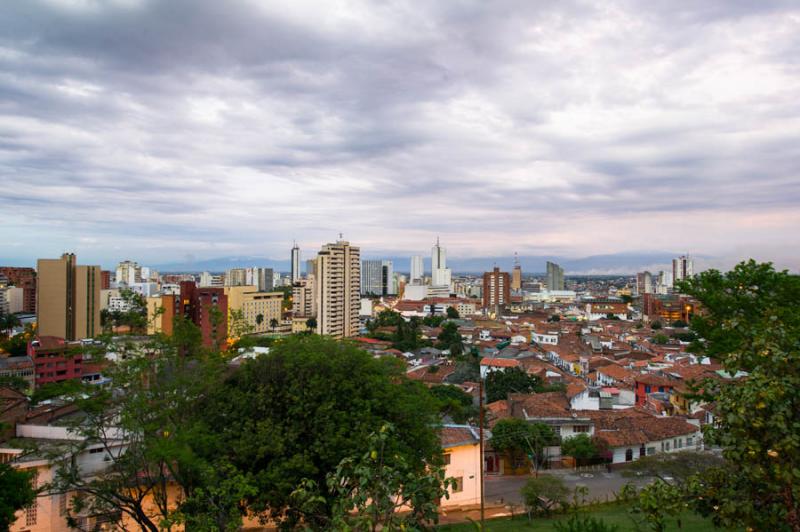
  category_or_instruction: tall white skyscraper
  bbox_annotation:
[410,255,424,284]
[431,237,452,288]
[291,242,301,283]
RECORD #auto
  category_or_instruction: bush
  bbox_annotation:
[554,514,620,532]
[521,475,569,518]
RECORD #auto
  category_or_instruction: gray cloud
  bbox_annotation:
[1,0,799,268]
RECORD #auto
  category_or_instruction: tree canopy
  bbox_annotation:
[485,367,542,403]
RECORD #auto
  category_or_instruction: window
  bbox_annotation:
[686,436,694,446]
[25,471,39,526]
[647,447,656,455]
[573,425,589,433]
[443,453,451,465]
[665,441,671,451]
[89,447,104,454]
[625,448,633,462]
[552,426,561,436]
[59,493,68,516]
[645,385,651,393]
[452,476,463,493]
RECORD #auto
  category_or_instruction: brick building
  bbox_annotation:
[0,267,37,313]
[176,281,228,349]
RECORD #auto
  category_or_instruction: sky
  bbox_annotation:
[1,0,799,271]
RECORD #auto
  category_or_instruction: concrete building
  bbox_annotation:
[672,255,694,285]
[361,260,395,296]
[175,281,228,349]
[225,268,248,287]
[409,255,424,284]
[199,272,225,288]
[146,294,176,335]
[546,261,565,291]
[291,242,301,283]
[306,259,316,278]
[314,240,360,338]
[37,254,101,341]
[244,267,273,292]
[483,267,511,310]
[0,267,36,313]
[115,260,141,286]
[292,277,316,318]
[224,286,283,335]
[440,425,483,509]
[511,256,522,291]
[636,271,653,295]
[431,238,452,289]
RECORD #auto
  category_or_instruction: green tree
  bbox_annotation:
[197,335,442,529]
[429,384,477,423]
[652,333,669,345]
[0,463,36,530]
[305,317,317,332]
[446,306,460,319]
[554,514,620,532]
[269,317,279,333]
[560,434,598,467]
[671,319,688,328]
[490,418,556,474]
[0,311,21,338]
[674,261,800,531]
[485,366,542,403]
[437,322,463,355]
[650,320,663,330]
[255,313,264,327]
[294,424,452,530]
[548,314,560,322]
[229,308,254,338]
[520,475,569,518]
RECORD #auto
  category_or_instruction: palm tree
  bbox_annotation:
[256,314,264,329]
[269,318,279,334]
[1,312,21,338]
[305,317,317,332]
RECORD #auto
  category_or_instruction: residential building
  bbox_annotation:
[175,281,228,349]
[0,356,35,392]
[546,261,565,291]
[146,294,175,335]
[305,258,316,278]
[100,270,111,290]
[245,267,273,292]
[409,255,424,284]
[483,267,510,310]
[440,425,483,508]
[115,260,141,286]
[291,242,301,283]
[292,277,315,318]
[28,336,83,387]
[314,240,360,338]
[672,255,694,285]
[636,271,653,295]
[0,267,37,313]
[224,286,283,335]
[199,272,224,288]
[225,268,248,287]
[37,253,101,341]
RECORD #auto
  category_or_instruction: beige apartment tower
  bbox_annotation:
[37,253,102,340]
[314,240,360,338]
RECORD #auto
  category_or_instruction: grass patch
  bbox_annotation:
[439,503,726,531]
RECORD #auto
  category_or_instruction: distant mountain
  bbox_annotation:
[154,251,688,275]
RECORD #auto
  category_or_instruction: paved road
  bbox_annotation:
[485,469,648,506]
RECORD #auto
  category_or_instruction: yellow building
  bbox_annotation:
[36,253,101,340]
[440,425,483,509]
[224,286,283,335]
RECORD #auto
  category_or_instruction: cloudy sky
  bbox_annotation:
[1,0,799,270]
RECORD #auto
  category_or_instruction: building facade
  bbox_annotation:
[314,240,360,338]
[409,255,424,284]
[546,261,565,291]
[483,267,510,310]
[0,267,37,313]
[37,254,101,341]
[291,243,301,283]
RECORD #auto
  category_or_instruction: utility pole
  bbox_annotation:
[479,376,485,528]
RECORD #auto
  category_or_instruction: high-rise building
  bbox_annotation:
[483,267,511,309]
[656,270,673,295]
[100,270,111,290]
[37,253,101,340]
[244,267,273,292]
[0,267,37,313]
[115,260,141,286]
[511,254,522,291]
[306,259,317,278]
[546,261,565,291]
[175,281,228,349]
[225,268,248,287]
[672,255,694,285]
[409,255,424,284]
[291,242,301,283]
[292,276,316,318]
[361,260,383,296]
[314,240,360,338]
[636,271,653,295]
[431,237,452,289]
[383,261,396,296]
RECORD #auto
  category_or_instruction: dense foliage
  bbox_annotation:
[0,463,36,530]
[490,418,557,473]
[485,367,542,403]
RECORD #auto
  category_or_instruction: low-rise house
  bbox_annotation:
[440,424,484,508]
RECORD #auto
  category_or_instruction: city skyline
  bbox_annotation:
[2,1,799,269]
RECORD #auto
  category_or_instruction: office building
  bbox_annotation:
[0,267,37,313]
[291,242,301,283]
[224,286,283,335]
[225,268,248,287]
[37,253,101,341]
[306,259,317,278]
[483,267,511,309]
[672,255,694,285]
[361,260,383,296]
[244,267,273,292]
[410,255,424,284]
[314,240,360,338]
[546,261,565,291]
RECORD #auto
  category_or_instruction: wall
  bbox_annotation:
[442,443,482,508]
